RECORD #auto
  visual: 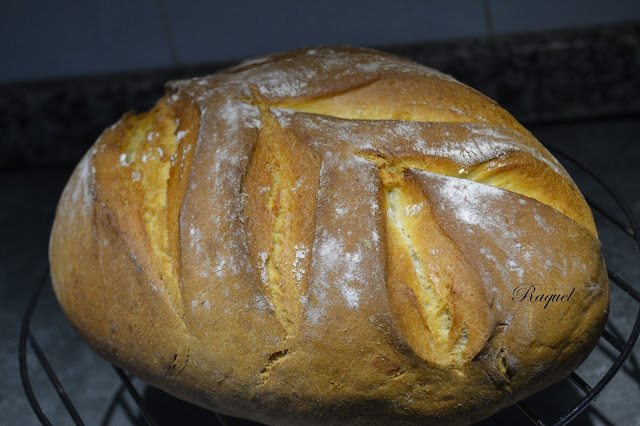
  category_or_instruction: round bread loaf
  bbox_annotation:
[49,46,609,425]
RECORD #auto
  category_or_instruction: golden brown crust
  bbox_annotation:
[49,46,609,425]
[243,107,322,342]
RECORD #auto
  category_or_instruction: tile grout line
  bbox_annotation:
[483,0,495,38]
[155,0,180,67]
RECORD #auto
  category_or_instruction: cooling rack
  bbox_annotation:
[19,147,640,426]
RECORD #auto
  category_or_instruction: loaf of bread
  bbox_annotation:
[49,46,609,425]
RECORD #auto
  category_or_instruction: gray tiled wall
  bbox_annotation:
[1,0,639,84]
[489,0,640,33]
[1,0,172,83]
[162,0,487,66]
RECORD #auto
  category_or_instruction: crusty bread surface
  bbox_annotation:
[49,46,609,425]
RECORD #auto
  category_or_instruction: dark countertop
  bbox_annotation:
[2,117,639,425]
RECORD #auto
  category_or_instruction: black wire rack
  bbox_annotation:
[19,147,640,426]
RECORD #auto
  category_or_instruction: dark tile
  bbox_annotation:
[164,0,487,65]
[0,0,173,84]
[490,0,640,34]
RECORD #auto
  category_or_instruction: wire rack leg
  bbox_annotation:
[19,267,86,425]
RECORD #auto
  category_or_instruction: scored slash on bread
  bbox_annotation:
[49,46,609,425]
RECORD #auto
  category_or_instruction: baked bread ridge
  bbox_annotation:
[49,46,609,425]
